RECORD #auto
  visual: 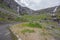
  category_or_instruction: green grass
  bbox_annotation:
[15,17,28,22]
[0,11,15,22]
[14,12,60,22]
[20,22,42,28]
[16,14,51,22]
[0,12,6,21]
[21,29,35,34]
[27,22,42,28]
[0,18,5,21]
[22,14,48,21]
[0,13,51,22]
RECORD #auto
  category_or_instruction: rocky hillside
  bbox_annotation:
[0,0,60,15]
[35,5,60,14]
[2,0,34,15]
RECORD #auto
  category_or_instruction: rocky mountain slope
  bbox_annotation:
[2,0,34,15]
[1,0,60,15]
[34,5,60,14]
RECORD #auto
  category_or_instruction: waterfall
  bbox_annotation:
[53,6,58,12]
[17,6,20,15]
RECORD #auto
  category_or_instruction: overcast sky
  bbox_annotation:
[15,0,60,10]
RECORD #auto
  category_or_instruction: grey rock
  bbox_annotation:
[3,0,34,15]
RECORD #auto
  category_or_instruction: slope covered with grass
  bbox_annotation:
[10,21,60,40]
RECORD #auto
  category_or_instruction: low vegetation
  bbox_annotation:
[27,22,42,28]
[21,29,35,34]
[21,14,49,21]
[10,22,60,40]
[0,11,16,22]
[0,18,5,21]
[14,13,51,22]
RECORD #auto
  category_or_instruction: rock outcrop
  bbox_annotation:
[3,0,34,15]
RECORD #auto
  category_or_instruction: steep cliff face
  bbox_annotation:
[3,0,19,12]
[3,0,34,15]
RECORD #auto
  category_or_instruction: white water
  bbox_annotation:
[53,6,58,12]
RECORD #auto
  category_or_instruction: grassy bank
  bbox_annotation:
[10,22,60,40]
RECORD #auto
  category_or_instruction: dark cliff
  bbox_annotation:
[3,0,34,15]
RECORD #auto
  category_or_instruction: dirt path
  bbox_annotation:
[0,22,20,40]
